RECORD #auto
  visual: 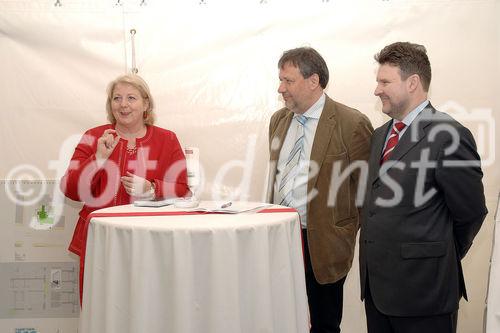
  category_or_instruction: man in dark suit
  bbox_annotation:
[359,42,487,332]
[267,47,373,333]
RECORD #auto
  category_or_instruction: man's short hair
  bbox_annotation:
[278,47,329,89]
[375,42,432,91]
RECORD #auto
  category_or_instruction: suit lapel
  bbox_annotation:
[390,105,435,162]
[308,97,337,193]
[270,112,294,163]
[374,105,435,182]
[387,120,425,163]
[370,122,391,184]
[267,111,293,202]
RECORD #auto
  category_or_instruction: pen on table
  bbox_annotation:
[220,201,232,209]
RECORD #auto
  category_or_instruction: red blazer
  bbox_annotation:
[60,124,189,302]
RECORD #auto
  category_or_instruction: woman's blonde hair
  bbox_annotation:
[106,74,156,125]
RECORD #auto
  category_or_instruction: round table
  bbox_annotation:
[79,201,309,333]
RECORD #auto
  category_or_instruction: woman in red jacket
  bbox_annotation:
[60,74,190,303]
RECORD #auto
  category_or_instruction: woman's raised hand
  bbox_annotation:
[96,129,120,161]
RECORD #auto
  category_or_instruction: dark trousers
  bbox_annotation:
[364,279,458,333]
[302,229,346,333]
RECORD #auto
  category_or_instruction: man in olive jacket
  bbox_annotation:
[267,47,373,333]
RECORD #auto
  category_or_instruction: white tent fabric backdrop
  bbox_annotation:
[1,0,499,332]
[486,197,500,333]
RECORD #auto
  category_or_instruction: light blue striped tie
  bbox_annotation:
[278,115,308,206]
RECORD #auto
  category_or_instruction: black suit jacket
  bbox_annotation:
[359,103,487,316]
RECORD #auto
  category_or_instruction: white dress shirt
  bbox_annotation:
[274,93,325,228]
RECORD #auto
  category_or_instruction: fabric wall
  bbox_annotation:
[486,197,500,333]
[1,0,498,332]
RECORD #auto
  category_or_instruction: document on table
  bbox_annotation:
[134,198,176,207]
[187,201,272,214]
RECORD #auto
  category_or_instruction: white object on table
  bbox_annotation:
[183,146,201,207]
[184,146,200,191]
[134,197,176,207]
[80,201,308,333]
[186,201,272,214]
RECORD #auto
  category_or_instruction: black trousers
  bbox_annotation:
[302,229,346,333]
[364,279,458,333]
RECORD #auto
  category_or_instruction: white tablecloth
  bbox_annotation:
[79,202,309,333]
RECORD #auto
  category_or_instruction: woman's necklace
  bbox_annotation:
[125,145,137,155]
[115,126,145,155]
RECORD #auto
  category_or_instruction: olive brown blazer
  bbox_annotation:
[267,95,373,284]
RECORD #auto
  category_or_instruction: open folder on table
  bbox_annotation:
[187,201,272,214]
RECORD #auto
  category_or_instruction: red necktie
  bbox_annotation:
[380,121,406,164]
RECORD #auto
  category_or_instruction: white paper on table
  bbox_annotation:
[187,201,273,214]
